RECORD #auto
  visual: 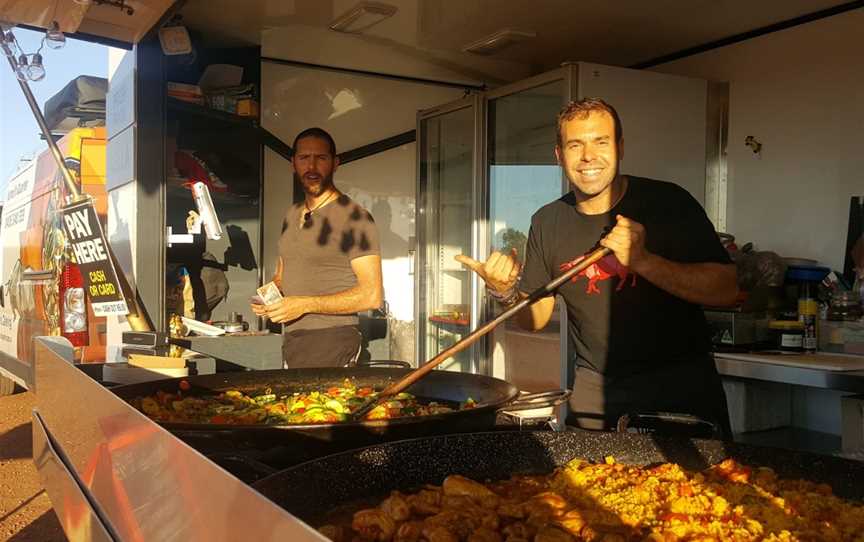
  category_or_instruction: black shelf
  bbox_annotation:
[168,97,258,127]
[167,97,292,161]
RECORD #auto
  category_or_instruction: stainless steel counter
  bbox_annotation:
[715,353,864,393]
[31,336,324,541]
[171,332,283,370]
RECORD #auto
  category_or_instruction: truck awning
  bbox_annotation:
[0,0,173,46]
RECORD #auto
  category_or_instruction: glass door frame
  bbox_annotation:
[415,64,584,376]
[476,65,581,380]
[415,94,485,370]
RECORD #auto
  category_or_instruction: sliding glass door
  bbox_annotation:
[416,97,481,371]
[485,73,569,390]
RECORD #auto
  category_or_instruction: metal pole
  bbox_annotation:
[1,29,152,332]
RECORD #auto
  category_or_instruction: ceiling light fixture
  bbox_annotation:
[329,2,397,34]
[1,29,51,82]
[462,28,536,55]
[27,53,46,81]
[15,54,28,81]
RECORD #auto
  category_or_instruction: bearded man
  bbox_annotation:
[252,128,383,368]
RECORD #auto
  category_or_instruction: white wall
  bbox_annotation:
[261,147,293,287]
[653,10,864,270]
[339,145,417,362]
[261,62,466,152]
[337,145,416,323]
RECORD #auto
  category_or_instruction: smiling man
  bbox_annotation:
[252,127,383,368]
[457,98,738,434]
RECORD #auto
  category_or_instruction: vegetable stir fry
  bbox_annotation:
[133,379,476,425]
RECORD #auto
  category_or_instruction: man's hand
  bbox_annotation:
[251,299,267,317]
[455,248,521,293]
[264,296,310,324]
[600,215,650,272]
[601,214,739,307]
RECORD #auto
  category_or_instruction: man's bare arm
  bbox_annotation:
[455,251,557,332]
[513,293,556,331]
[602,215,738,307]
[635,255,738,307]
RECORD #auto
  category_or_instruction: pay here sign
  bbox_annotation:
[61,200,129,317]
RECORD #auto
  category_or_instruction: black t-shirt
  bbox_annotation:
[519,176,731,377]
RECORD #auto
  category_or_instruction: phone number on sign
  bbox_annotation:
[93,302,129,316]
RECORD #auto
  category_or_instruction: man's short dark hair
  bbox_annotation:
[556,98,623,147]
[292,127,337,157]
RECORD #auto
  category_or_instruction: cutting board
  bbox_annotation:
[128,354,185,369]
[720,352,864,371]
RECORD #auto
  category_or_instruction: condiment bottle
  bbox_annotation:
[798,281,818,353]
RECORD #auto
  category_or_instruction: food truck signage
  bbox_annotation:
[61,200,129,316]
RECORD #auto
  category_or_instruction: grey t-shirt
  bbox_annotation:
[277,194,380,332]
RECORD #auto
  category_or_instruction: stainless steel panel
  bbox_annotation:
[32,411,116,542]
[171,333,282,370]
[0,350,30,389]
[33,337,325,541]
[715,354,864,393]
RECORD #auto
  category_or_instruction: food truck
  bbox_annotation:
[2,1,864,540]
[0,120,110,393]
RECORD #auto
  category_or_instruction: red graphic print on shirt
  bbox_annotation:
[560,253,637,295]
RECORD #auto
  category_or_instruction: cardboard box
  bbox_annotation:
[236,98,259,117]
[127,354,186,369]
[103,363,188,385]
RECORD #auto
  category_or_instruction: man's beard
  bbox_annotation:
[295,171,334,197]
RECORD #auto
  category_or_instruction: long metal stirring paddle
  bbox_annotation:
[350,246,612,420]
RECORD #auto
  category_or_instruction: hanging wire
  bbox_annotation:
[10,31,26,58]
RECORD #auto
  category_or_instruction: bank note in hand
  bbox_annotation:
[256,282,283,305]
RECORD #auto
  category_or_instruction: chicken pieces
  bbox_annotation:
[318,458,864,542]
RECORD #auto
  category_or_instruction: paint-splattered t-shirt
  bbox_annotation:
[278,194,380,332]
